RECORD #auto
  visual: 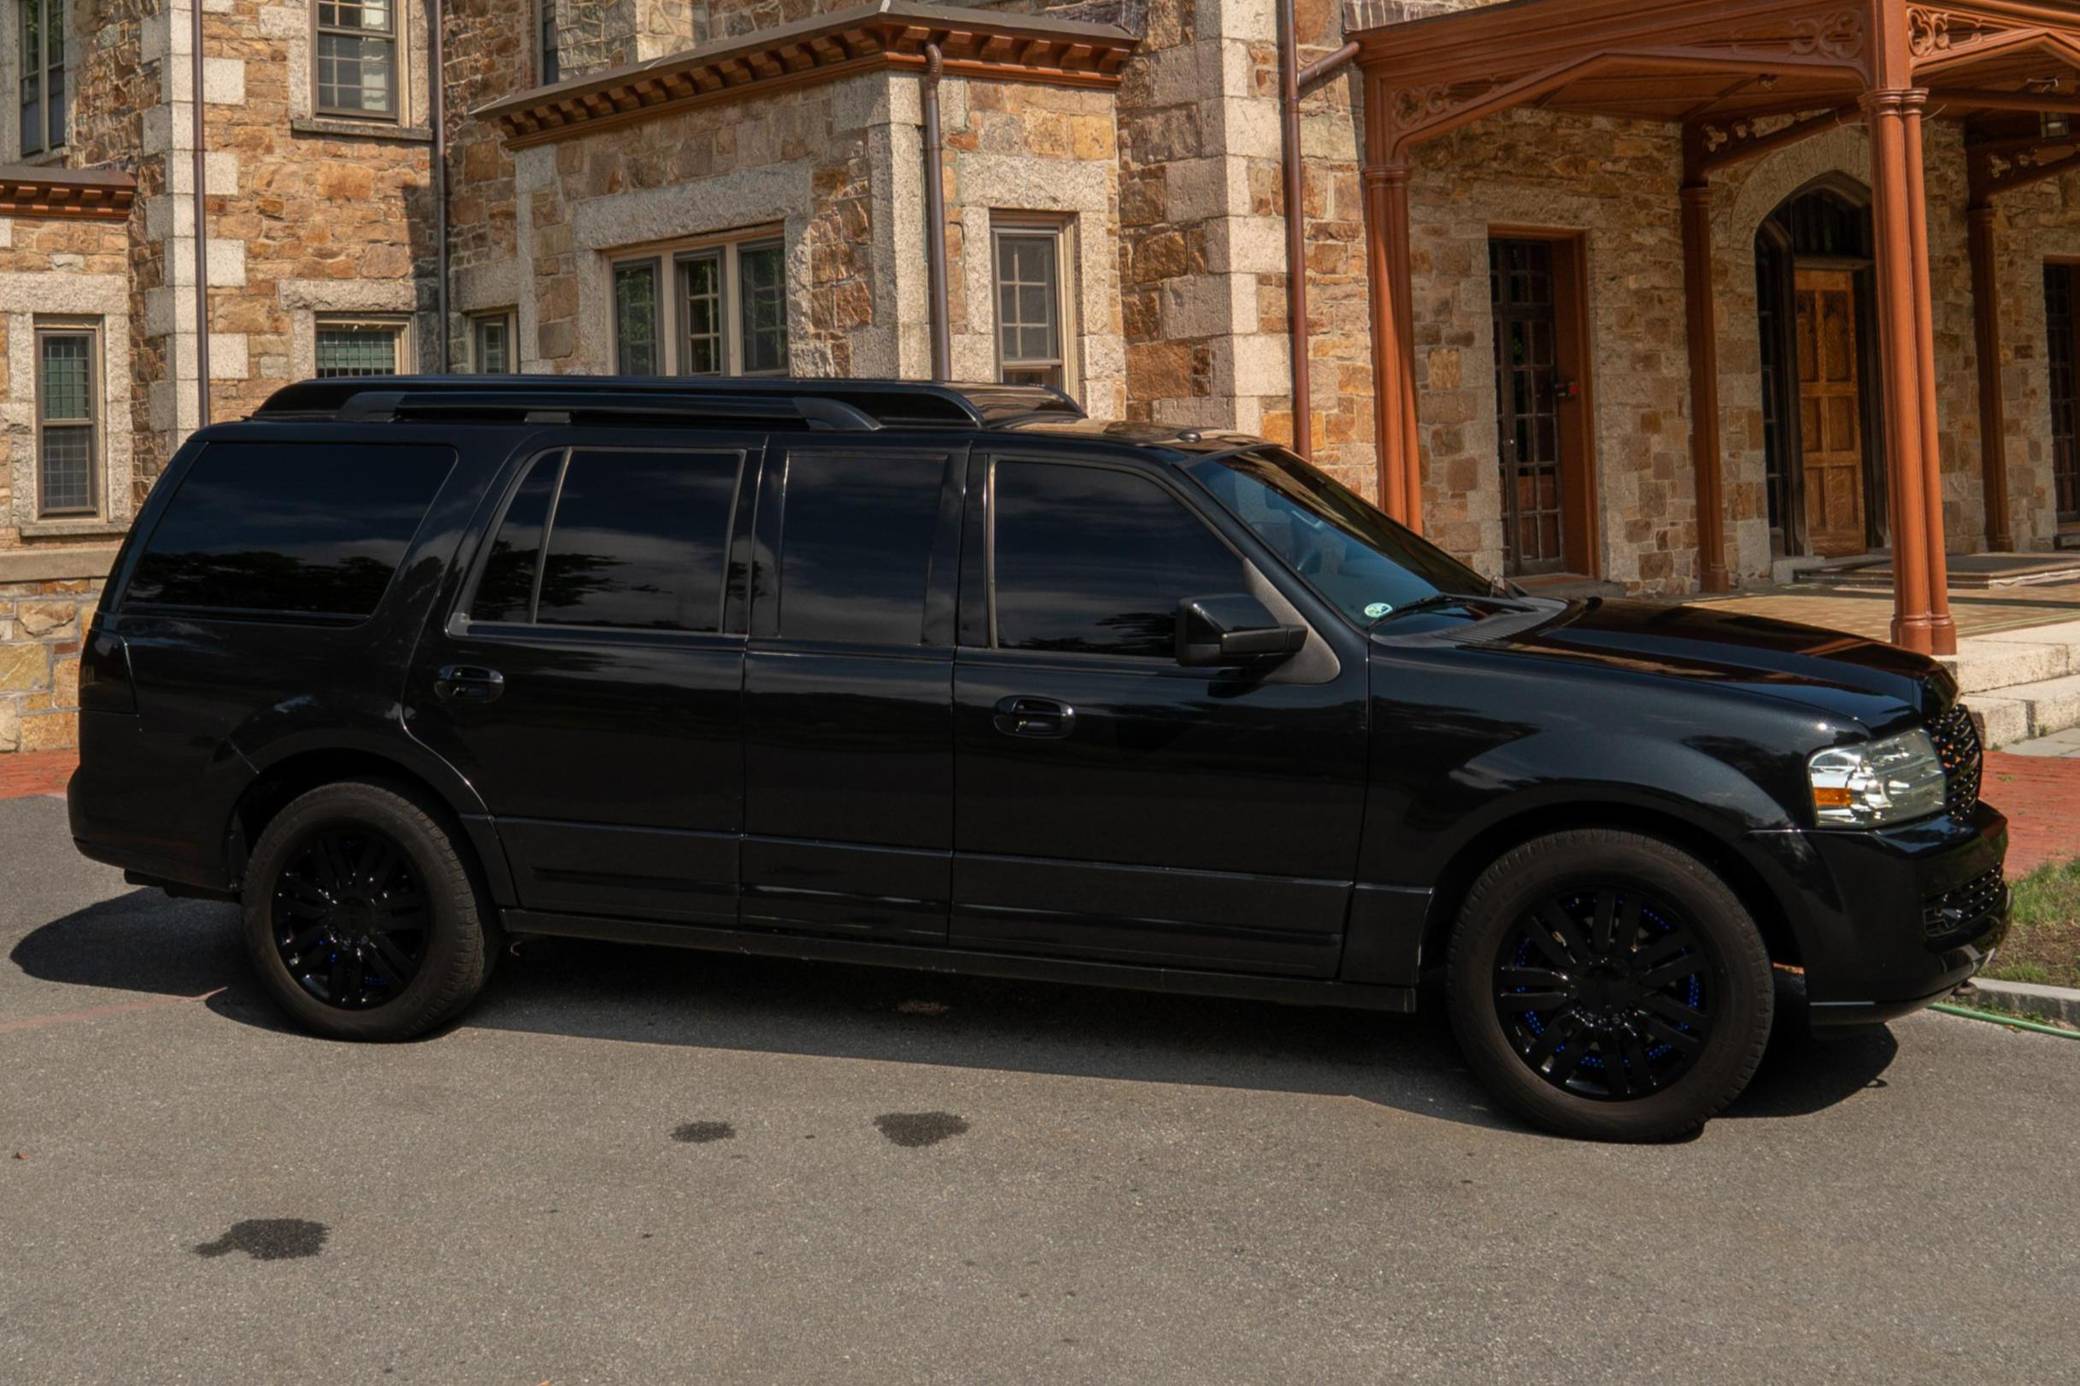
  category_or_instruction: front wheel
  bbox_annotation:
[241,780,495,1041]
[1446,829,1773,1142]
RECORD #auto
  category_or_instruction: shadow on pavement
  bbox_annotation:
[10,889,1896,1134]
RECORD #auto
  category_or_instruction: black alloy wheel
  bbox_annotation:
[1494,885,1713,1101]
[271,825,430,1009]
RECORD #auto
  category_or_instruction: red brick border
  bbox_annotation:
[1982,752,2080,879]
[0,750,76,800]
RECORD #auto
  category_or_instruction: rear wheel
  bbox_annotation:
[241,780,494,1041]
[1446,829,1773,1141]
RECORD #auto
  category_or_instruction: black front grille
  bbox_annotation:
[1928,703,1983,817]
[1923,866,2005,942]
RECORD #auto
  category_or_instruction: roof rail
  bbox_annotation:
[251,375,1086,430]
[328,388,882,431]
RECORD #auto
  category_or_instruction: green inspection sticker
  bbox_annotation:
[1364,602,1393,619]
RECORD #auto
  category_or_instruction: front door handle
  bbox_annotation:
[993,695,1075,739]
[434,664,505,704]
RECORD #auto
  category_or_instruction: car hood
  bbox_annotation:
[1382,597,1953,731]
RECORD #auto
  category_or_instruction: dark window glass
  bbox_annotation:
[129,442,453,616]
[615,261,661,375]
[535,449,740,631]
[778,451,945,645]
[470,453,562,623]
[738,241,787,373]
[991,462,1242,658]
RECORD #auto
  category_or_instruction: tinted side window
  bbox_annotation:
[778,450,946,645]
[470,452,561,624]
[128,441,454,617]
[991,461,1244,658]
[535,449,741,631]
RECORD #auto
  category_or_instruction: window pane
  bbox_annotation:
[128,442,454,616]
[474,316,510,374]
[317,33,395,113]
[315,325,399,378]
[992,462,1243,658]
[738,242,787,373]
[471,453,561,623]
[535,450,741,631]
[777,451,946,645]
[39,332,90,420]
[995,232,1061,374]
[318,0,392,32]
[614,262,660,375]
[46,57,62,147]
[679,253,722,376]
[540,2,560,83]
[40,427,91,513]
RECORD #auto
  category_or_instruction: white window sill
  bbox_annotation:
[291,116,432,144]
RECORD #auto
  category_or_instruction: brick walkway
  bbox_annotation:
[1692,580,2080,642]
[0,750,75,801]
[1983,751,2080,878]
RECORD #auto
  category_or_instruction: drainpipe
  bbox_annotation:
[190,0,210,424]
[1277,0,1358,460]
[432,0,449,372]
[921,43,952,382]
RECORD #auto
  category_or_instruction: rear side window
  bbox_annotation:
[777,450,947,645]
[471,448,742,632]
[127,441,454,617]
[991,461,1245,658]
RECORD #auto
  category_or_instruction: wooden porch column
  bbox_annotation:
[1968,201,2014,552]
[1680,181,1732,592]
[1898,92,1957,655]
[1864,89,1937,654]
[1364,157,1423,532]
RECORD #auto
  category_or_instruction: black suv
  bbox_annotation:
[68,377,2008,1140]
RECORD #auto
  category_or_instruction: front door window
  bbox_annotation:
[1490,239,1566,577]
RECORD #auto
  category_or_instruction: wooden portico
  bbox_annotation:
[1350,0,2080,656]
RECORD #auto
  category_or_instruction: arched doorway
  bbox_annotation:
[1754,179,1889,559]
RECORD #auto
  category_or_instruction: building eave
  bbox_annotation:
[0,164,137,221]
[476,0,1139,149]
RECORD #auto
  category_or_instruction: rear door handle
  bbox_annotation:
[993,695,1075,739]
[434,664,505,704]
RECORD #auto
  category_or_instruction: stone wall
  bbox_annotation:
[514,71,897,377]
[940,77,1127,417]
[444,0,530,358]
[0,574,99,754]
[1989,169,2080,551]
[1409,109,1696,592]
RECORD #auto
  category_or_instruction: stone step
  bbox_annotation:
[1969,671,2080,749]
[1939,618,2080,695]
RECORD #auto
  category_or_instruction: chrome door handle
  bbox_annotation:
[993,695,1075,739]
[434,665,505,704]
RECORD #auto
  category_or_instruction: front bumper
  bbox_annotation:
[1744,802,2009,1028]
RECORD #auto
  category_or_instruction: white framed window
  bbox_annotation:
[34,319,98,517]
[17,0,65,157]
[315,316,407,377]
[993,218,1076,395]
[537,0,559,84]
[313,0,398,120]
[611,231,789,378]
[470,310,515,374]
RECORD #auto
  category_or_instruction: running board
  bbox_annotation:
[504,909,1419,1013]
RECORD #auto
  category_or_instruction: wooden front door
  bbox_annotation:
[1794,268,1868,556]
[1491,239,1579,576]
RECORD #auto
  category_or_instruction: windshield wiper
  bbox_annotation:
[1367,592,1534,628]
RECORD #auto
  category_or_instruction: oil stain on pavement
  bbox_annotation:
[671,1120,736,1144]
[873,1112,969,1148]
[193,1219,328,1261]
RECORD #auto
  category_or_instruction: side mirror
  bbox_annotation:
[1176,594,1308,668]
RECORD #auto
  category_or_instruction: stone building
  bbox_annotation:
[2,0,2079,752]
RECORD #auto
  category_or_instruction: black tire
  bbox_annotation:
[1446,829,1773,1142]
[241,780,495,1041]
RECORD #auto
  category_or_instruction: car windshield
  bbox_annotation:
[1185,447,1497,627]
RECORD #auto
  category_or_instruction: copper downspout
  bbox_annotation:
[1276,3,1357,459]
[432,0,449,371]
[921,43,951,382]
[191,0,210,423]
[1968,201,2012,552]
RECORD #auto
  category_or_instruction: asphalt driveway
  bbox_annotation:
[2,792,2075,1384]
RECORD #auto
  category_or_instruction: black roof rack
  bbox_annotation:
[251,375,1087,430]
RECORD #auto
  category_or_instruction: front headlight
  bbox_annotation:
[1807,729,1947,828]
